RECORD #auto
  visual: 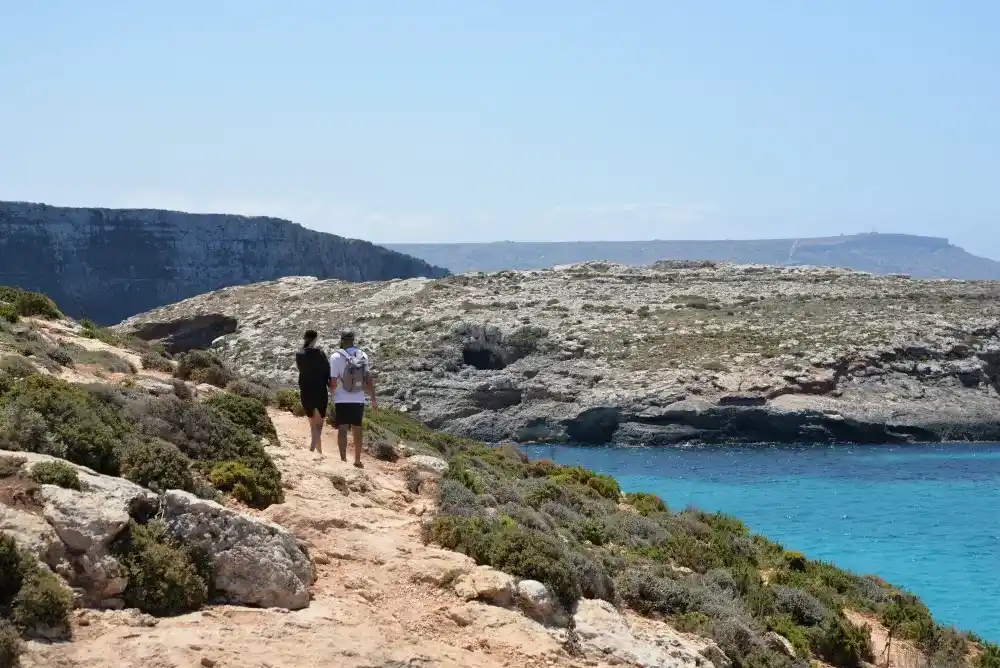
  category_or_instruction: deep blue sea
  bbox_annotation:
[523,442,1000,642]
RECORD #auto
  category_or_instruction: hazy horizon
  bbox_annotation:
[3,2,997,257]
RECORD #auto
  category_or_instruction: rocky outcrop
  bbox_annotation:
[573,599,727,668]
[161,490,313,609]
[388,233,1000,279]
[118,263,1000,445]
[0,451,313,610]
[129,313,238,354]
[0,200,449,324]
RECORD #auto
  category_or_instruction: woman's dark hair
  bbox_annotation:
[303,329,318,345]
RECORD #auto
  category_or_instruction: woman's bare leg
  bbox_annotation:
[309,411,324,454]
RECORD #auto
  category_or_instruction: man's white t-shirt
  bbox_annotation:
[329,347,369,404]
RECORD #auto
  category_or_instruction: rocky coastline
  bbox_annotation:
[118,261,1000,446]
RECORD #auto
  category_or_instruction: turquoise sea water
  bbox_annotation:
[523,442,1000,642]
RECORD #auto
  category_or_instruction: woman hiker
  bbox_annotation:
[295,329,331,454]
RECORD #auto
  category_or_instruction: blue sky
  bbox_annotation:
[2,1,997,257]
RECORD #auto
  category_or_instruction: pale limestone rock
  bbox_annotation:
[453,565,515,606]
[161,490,313,609]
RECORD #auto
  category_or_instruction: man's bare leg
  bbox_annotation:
[309,411,324,454]
[352,424,364,467]
[337,425,349,462]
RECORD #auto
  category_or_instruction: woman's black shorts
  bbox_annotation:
[300,390,329,418]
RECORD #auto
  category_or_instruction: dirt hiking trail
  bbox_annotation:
[20,409,610,668]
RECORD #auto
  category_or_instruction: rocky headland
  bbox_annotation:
[2,286,997,668]
[0,201,449,324]
[120,261,1000,446]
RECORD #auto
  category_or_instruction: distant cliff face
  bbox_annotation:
[387,233,1000,279]
[0,201,450,323]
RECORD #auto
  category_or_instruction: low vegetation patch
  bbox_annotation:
[0,304,17,325]
[29,461,82,491]
[0,287,62,320]
[110,521,210,616]
[0,532,73,664]
[204,391,277,441]
[173,350,233,388]
[0,357,35,380]
[273,388,305,416]
[140,351,174,373]
[0,367,282,508]
[225,379,275,406]
[364,406,979,668]
[207,460,282,509]
[117,437,194,493]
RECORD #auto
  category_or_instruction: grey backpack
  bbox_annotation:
[337,349,369,392]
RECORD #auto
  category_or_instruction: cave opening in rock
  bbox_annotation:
[463,347,507,370]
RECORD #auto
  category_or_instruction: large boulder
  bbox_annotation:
[452,565,515,606]
[573,599,726,668]
[0,503,67,569]
[515,580,557,624]
[161,490,313,609]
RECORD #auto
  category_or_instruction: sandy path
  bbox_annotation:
[21,410,598,668]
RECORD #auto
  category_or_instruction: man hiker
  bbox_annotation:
[295,329,331,454]
[329,330,377,467]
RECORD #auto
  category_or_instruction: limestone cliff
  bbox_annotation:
[0,201,449,323]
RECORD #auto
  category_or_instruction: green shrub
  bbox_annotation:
[12,291,62,320]
[45,345,75,368]
[131,394,283,507]
[0,374,131,474]
[0,371,12,397]
[72,349,135,374]
[624,492,667,516]
[366,408,474,457]
[0,533,72,640]
[767,615,811,659]
[547,466,620,501]
[978,643,1000,668]
[810,616,874,668]
[140,352,174,373]
[0,456,24,478]
[0,618,21,668]
[174,350,232,388]
[426,515,585,606]
[208,459,283,509]
[774,586,830,626]
[784,551,807,572]
[171,378,193,400]
[882,593,936,643]
[273,388,302,415]
[111,521,208,616]
[0,304,17,324]
[225,379,275,406]
[204,392,277,441]
[117,438,194,493]
[9,564,73,636]
[0,534,24,605]
[30,461,82,491]
[0,356,35,379]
